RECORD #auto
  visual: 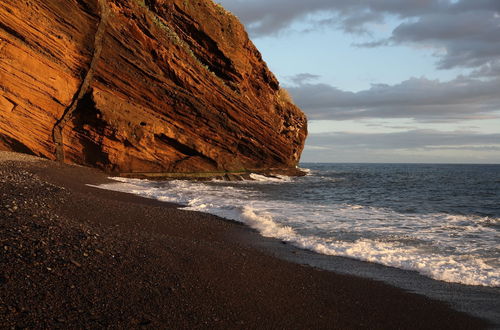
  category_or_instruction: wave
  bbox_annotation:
[238,205,499,286]
[248,173,292,183]
[297,167,312,175]
[91,178,500,287]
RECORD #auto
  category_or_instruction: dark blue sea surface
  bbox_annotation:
[97,163,500,287]
[299,163,500,218]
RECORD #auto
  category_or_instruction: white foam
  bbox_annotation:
[249,173,292,182]
[235,205,499,287]
[297,167,312,175]
[92,177,500,287]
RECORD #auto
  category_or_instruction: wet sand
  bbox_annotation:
[0,151,491,329]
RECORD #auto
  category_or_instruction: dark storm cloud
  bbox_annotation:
[307,130,500,150]
[286,75,500,122]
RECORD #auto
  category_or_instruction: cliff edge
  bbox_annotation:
[0,0,307,175]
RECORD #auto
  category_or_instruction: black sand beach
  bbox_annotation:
[0,151,492,329]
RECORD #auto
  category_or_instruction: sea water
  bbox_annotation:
[96,163,500,287]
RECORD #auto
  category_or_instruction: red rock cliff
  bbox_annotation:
[0,0,307,175]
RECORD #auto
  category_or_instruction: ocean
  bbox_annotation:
[96,163,500,288]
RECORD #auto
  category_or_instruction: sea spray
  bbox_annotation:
[92,163,500,287]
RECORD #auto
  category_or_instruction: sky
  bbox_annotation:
[218,0,500,164]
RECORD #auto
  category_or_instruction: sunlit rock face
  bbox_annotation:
[0,0,307,175]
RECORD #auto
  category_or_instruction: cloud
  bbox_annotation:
[307,129,500,150]
[219,0,500,72]
[219,0,444,37]
[219,1,342,36]
[218,1,500,163]
[470,59,500,78]
[286,74,500,122]
[259,2,500,124]
[388,10,500,69]
[301,129,500,163]
[286,73,321,85]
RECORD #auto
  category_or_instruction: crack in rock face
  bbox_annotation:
[0,0,307,176]
[52,0,109,162]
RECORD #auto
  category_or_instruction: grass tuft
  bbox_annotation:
[277,88,294,105]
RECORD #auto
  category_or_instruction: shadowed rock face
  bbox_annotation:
[0,0,307,175]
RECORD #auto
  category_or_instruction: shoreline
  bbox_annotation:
[117,166,307,181]
[244,231,500,327]
[0,151,494,328]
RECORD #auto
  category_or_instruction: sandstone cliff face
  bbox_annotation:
[0,0,307,175]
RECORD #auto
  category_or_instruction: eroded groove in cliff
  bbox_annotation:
[52,0,109,162]
[154,134,218,168]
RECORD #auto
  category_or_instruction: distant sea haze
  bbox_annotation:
[96,163,500,287]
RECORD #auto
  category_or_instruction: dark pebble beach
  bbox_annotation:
[0,151,491,329]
